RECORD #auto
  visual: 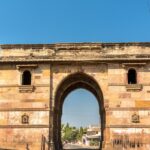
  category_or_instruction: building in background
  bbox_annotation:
[82,125,101,146]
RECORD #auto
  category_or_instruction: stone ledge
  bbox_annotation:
[19,85,35,93]
[106,125,150,128]
[0,108,49,111]
[126,84,143,91]
[122,62,146,67]
[109,83,150,86]
[0,125,49,128]
[16,64,38,69]
[0,84,49,87]
[107,107,150,111]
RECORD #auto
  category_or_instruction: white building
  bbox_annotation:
[82,125,101,146]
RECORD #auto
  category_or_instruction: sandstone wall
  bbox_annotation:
[0,63,50,149]
[0,43,150,150]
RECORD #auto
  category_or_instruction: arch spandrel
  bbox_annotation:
[52,63,108,106]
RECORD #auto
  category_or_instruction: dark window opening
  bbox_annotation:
[128,69,137,84]
[22,70,31,85]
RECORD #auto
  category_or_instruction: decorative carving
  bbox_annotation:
[22,114,29,124]
[131,113,140,123]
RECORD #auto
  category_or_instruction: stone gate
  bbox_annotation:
[0,43,150,150]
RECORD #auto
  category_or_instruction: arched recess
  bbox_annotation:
[53,72,106,150]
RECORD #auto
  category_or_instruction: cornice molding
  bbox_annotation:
[0,57,150,63]
[1,42,150,49]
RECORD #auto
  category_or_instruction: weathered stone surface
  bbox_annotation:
[0,42,150,149]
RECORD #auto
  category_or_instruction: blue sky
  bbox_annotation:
[0,0,150,43]
[62,89,100,128]
[0,0,150,127]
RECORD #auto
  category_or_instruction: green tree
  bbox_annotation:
[61,124,87,142]
[62,123,79,142]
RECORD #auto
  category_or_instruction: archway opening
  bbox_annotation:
[53,73,105,150]
[62,88,101,149]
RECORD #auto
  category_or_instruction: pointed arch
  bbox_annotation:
[53,72,105,150]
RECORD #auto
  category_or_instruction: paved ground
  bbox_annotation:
[63,143,98,150]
